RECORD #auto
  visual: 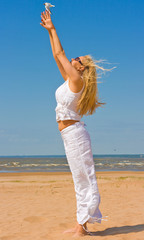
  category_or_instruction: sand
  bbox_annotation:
[0,171,144,240]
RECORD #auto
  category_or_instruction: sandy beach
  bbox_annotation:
[0,171,144,240]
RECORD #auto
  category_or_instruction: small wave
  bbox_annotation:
[95,163,103,166]
[20,163,69,167]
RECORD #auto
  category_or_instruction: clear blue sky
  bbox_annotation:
[0,0,144,155]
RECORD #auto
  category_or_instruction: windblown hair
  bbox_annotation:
[76,55,115,117]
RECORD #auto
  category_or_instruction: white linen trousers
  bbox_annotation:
[60,121,103,225]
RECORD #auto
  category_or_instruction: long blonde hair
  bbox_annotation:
[76,55,115,117]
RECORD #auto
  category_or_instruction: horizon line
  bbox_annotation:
[0,153,144,157]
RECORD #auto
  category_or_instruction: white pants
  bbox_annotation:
[60,121,102,225]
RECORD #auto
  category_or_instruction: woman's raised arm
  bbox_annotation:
[40,11,81,83]
[40,11,68,81]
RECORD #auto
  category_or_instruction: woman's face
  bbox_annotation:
[70,56,85,72]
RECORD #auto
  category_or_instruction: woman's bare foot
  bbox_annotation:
[63,223,79,234]
[72,223,90,237]
[72,229,89,237]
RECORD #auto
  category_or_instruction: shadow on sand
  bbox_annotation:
[89,224,144,236]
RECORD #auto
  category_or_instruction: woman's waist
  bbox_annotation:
[57,119,80,132]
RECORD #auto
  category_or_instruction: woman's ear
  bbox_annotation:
[80,66,85,72]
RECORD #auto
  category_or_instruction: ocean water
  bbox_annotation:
[0,155,144,173]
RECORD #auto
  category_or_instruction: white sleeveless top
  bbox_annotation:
[55,78,85,122]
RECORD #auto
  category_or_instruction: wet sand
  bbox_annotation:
[0,171,144,239]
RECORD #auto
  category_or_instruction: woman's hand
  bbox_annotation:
[40,10,55,31]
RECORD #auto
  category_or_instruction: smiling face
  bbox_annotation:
[70,56,85,73]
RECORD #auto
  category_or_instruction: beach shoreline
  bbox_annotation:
[0,170,144,178]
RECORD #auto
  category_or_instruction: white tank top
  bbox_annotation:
[55,78,85,122]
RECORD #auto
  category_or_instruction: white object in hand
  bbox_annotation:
[43,3,55,14]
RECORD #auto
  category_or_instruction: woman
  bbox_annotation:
[40,10,108,237]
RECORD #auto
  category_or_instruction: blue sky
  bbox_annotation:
[0,0,144,155]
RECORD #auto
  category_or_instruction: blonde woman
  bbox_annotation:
[40,10,108,237]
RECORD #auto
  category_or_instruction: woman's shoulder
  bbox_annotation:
[67,76,84,94]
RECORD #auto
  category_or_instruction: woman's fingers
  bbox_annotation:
[42,11,49,19]
[40,10,51,28]
[45,10,50,19]
[41,19,45,25]
[40,22,45,28]
[45,10,49,18]
[41,14,46,23]
[41,11,50,22]
[42,11,46,19]
[48,11,51,19]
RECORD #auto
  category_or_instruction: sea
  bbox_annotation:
[0,154,144,173]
